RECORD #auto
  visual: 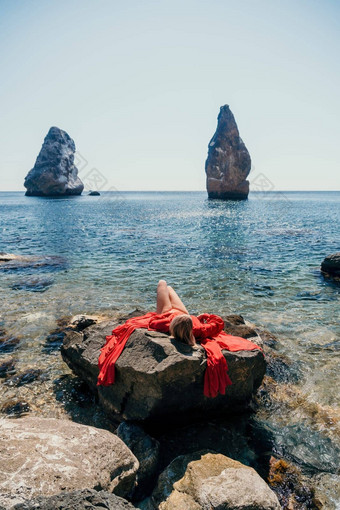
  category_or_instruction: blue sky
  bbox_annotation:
[0,0,339,191]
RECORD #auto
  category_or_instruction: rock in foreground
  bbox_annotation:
[205,105,251,200]
[145,451,281,509]
[0,417,138,507]
[321,252,340,279]
[61,312,265,424]
[24,126,84,196]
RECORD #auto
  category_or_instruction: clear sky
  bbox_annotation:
[0,0,339,191]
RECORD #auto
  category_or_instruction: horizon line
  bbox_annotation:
[1,189,340,193]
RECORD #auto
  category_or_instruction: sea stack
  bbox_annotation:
[205,105,251,200]
[24,127,84,196]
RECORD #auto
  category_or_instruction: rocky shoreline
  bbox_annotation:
[0,305,328,509]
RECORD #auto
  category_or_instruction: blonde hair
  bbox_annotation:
[170,314,193,345]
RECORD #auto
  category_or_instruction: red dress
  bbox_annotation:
[97,309,262,398]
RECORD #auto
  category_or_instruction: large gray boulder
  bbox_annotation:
[321,252,340,278]
[205,105,251,200]
[143,451,281,509]
[0,417,138,508]
[61,311,265,424]
[24,127,84,196]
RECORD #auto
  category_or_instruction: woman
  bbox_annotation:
[156,279,196,346]
[97,279,262,397]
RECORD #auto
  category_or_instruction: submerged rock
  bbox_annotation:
[0,253,67,272]
[268,457,317,510]
[11,275,54,293]
[321,253,340,279]
[0,358,16,378]
[205,105,251,200]
[145,451,281,509]
[24,126,84,197]
[5,368,43,387]
[0,400,30,416]
[0,417,138,507]
[0,328,20,354]
[61,311,265,424]
[11,489,136,510]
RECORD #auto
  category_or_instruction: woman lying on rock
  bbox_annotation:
[97,280,262,398]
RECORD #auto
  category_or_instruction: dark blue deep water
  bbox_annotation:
[0,190,339,505]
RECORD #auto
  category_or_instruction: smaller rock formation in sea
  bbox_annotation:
[24,127,84,196]
[205,105,251,200]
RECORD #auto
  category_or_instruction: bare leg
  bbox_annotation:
[156,280,172,314]
[167,285,189,314]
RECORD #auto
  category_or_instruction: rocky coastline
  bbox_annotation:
[0,305,326,509]
[1,251,339,507]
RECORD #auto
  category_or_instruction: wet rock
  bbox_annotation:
[268,457,316,510]
[146,451,280,509]
[11,488,136,509]
[0,253,67,272]
[43,317,73,353]
[224,314,245,325]
[5,369,43,387]
[44,315,101,353]
[0,328,20,354]
[254,327,280,349]
[321,252,340,278]
[43,328,67,353]
[24,126,84,196]
[0,417,139,507]
[0,358,16,378]
[61,313,266,424]
[265,351,301,384]
[11,275,54,293]
[89,190,101,196]
[117,422,160,500]
[70,314,101,331]
[0,400,30,416]
[224,319,259,339]
[205,105,251,200]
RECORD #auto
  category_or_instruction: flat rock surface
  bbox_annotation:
[0,417,138,508]
[61,311,266,424]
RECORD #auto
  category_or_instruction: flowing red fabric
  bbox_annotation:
[97,309,262,398]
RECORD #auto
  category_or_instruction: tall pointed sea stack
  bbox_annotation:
[24,127,84,196]
[205,105,251,200]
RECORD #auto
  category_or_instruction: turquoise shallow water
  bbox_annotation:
[0,190,339,505]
